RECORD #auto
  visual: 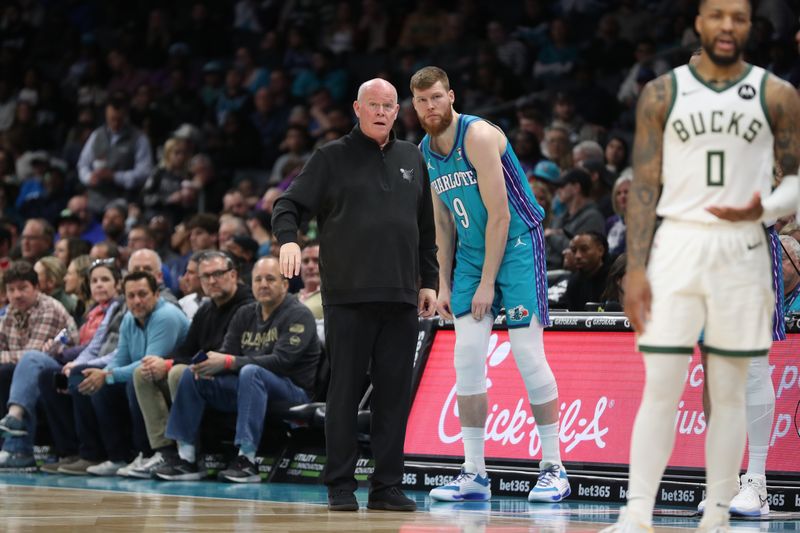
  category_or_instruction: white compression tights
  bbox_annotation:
[627,354,749,525]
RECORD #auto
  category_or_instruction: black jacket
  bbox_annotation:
[272,126,438,306]
[171,284,254,365]
[220,295,321,394]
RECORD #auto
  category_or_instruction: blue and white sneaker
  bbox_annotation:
[429,461,491,502]
[528,462,571,502]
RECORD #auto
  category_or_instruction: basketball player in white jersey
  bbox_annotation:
[687,48,784,519]
[602,1,800,531]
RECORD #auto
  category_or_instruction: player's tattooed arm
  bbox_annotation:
[626,74,671,272]
[766,75,800,179]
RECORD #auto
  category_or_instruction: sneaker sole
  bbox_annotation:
[429,491,491,502]
[58,468,91,475]
[529,486,571,503]
[155,472,205,481]
[730,506,769,517]
[328,503,359,511]
[366,501,417,512]
[221,473,261,483]
[126,470,158,479]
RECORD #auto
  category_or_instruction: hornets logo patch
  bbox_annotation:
[507,305,530,322]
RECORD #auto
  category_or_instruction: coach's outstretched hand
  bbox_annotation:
[706,192,763,221]
[624,269,651,334]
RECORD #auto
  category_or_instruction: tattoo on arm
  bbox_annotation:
[626,75,670,271]
[768,77,800,179]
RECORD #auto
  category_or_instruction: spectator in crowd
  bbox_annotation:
[63,194,105,245]
[0,262,77,421]
[533,18,578,82]
[34,256,77,318]
[177,253,205,319]
[56,209,83,241]
[186,213,220,255]
[222,191,250,219]
[64,255,93,321]
[17,218,50,262]
[617,39,669,107]
[53,237,91,268]
[552,92,585,145]
[77,96,153,218]
[268,126,312,187]
[580,158,615,218]
[101,200,128,248]
[572,140,604,169]
[246,210,272,258]
[0,259,120,470]
[398,0,448,50]
[141,137,191,223]
[291,49,348,103]
[298,240,321,319]
[154,257,319,483]
[600,253,626,311]
[127,249,178,306]
[604,135,629,174]
[542,125,572,171]
[606,170,632,258]
[781,235,800,314]
[561,231,610,312]
[187,155,225,215]
[130,250,253,479]
[545,169,606,269]
[64,271,189,476]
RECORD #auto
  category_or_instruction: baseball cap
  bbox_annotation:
[532,160,560,184]
[57,209,81,225]
[553,168,592,190]
[581,158,616,188]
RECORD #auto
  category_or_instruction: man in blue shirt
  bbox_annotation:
[67,271,189,476]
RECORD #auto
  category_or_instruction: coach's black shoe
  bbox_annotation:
[367,486,417,512]
[328,489,359,511]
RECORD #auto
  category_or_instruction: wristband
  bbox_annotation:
[224,355,234,370]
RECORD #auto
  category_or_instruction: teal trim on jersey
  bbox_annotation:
[703,345,770,357]
[759,70,773,133]
[637,344,694,355]
[687,63,753,93]
[665,70,678,123]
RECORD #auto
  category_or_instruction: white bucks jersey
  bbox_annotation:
[658,64,774,223]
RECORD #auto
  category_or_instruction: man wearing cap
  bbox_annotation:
[57,209,83,240]
[544,168,606,269]
[77,95,153,218]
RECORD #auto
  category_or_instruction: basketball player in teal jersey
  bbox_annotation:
[410,66,569,503]
[603,0,800,531]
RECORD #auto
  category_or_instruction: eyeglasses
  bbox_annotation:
[199,268,232,282]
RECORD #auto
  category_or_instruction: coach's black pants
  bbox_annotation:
[322,302,417,494]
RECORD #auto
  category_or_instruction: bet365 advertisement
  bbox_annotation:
[405,330,800,473]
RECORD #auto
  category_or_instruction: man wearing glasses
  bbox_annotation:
[128,251,252,478]
[20,219,54,263]
[154,256,320,483]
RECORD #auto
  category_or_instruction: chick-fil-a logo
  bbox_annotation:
[405,329,800,473]
[435,333,609,456]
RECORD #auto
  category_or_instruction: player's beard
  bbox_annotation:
[420,106,454,137]
[701,34,743,67]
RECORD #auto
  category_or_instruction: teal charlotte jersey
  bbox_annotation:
[420,114,550,327]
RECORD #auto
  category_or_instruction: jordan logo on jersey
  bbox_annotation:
[514,236,526,248]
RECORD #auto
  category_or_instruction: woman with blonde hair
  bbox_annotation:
[63,254,93,323]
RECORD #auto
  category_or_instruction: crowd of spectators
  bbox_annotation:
[0,0,800,474]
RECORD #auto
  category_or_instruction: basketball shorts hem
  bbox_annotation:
[702,344,769,357]
[638,344,694,355]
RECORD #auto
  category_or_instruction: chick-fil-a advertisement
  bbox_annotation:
[405,330,800,473]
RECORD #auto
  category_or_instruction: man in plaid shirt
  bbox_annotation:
[0,261,77,419]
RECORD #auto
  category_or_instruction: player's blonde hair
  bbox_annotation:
[410,66,450,94]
